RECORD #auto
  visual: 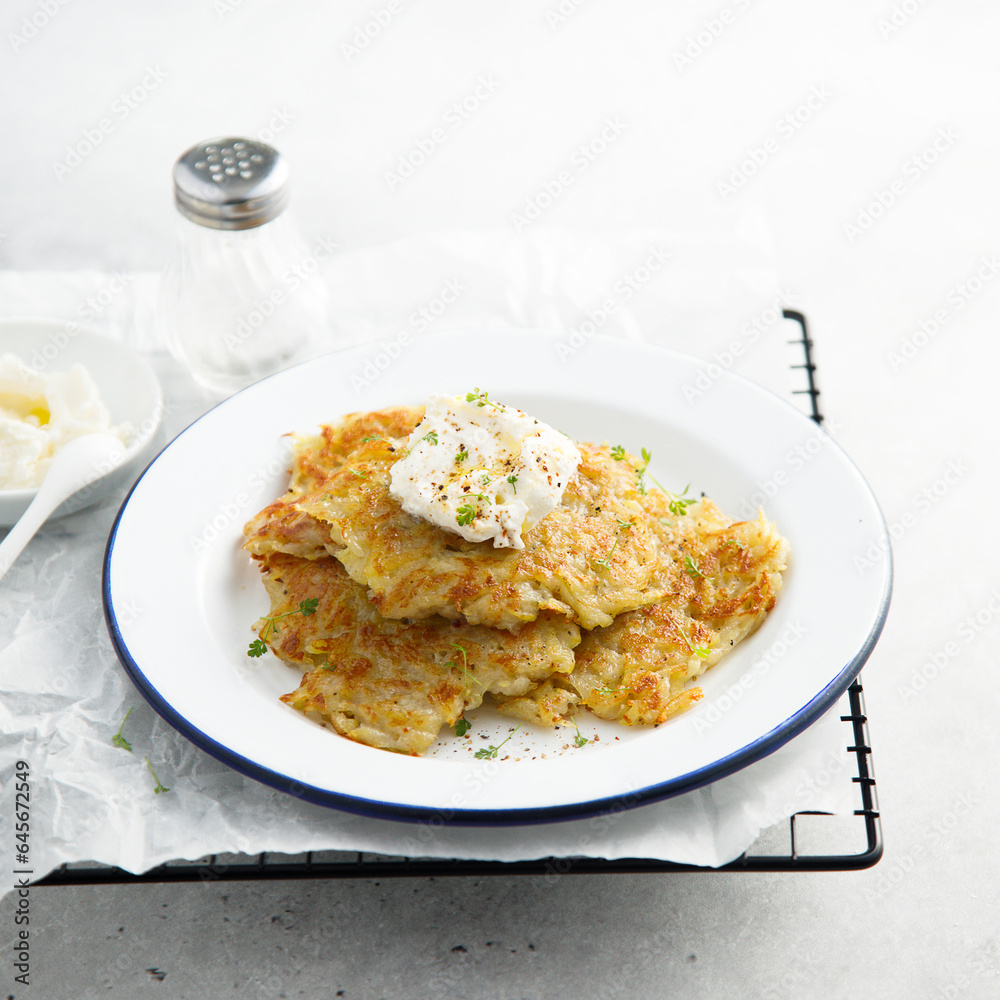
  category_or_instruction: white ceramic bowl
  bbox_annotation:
[0,319,163,527]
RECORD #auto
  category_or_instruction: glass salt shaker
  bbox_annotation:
[157,137,330,396]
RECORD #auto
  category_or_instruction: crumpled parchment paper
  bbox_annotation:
[0,220,857,895]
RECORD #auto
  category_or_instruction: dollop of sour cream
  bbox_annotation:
[388,391,581,549]
[0,352,125,489]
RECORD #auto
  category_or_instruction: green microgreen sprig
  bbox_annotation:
[635,448,652,495]
[248,598,319,657]
[447,644,478,737]
[683,555,705,579]
[146,757,170,794]
[612,443,697,514]
[466,388,502,410]
[447,643,483,691]
[111,707,133,752]
[594,537,619,570]
[474,724,522,760]
[656,480,696,516]
[678,626,711,660]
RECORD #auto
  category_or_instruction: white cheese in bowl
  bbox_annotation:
[388,390,581,549]
[0,352,127,489]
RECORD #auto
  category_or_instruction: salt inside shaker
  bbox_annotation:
[157,137,329,396]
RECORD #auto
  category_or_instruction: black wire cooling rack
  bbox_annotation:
[34,310,881,886]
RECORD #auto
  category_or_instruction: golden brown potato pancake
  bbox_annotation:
[566,501,789,726]
[245,416,679,631]
[243,407,420,556]
[253,552,580,754]
[243,407,790,754]
[285,406,421,495]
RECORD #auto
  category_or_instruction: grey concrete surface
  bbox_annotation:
[3,2,1000,998]
[29,871,897,999]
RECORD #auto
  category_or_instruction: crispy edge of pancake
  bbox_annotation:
[453,504,790,731]
[492,680,582,728]
[252,552,581,753]
[567,504,789,726]
[291,441,671,630]
[288,405,423,494]
[243,408,422,558]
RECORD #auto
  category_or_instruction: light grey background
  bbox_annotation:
[2,0,998,997]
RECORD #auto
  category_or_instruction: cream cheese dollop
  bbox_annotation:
[0,352,125,489]
[388,391,581,549]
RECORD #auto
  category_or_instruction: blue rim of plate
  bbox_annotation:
[102,332,893,827]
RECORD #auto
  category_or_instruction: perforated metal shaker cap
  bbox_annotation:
[172,137,289,230]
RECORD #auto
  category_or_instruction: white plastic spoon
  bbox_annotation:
[0,432,127,581]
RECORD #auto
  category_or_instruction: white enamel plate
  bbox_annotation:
[104,330,892,825]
